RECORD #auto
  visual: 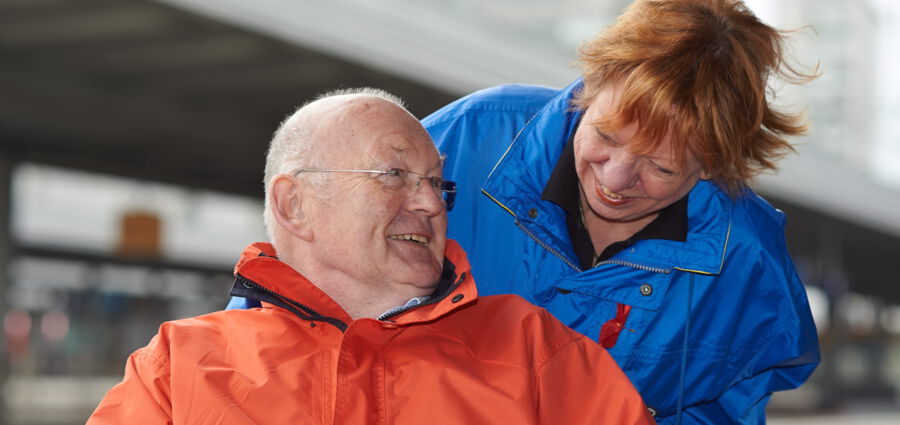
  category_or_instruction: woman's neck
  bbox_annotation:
[579,192,658,256]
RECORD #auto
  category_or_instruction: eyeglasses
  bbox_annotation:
[293,168,457,211]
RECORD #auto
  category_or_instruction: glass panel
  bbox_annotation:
[12,162,265,266]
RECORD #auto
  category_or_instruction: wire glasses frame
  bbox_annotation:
[293,168,456,211]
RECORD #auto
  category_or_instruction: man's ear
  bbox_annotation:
[270,174,314,242]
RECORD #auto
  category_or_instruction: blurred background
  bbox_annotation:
[0,0,898,423]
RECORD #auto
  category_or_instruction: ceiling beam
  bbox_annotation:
[755,148,900,238]
[151,0,579,95]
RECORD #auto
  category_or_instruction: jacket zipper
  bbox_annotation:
[235,275,348,331]
[516,221,673,275]
[237,275,325,317]
[515,220,583,272]
[379,272,467,321]
[596,259,671,274]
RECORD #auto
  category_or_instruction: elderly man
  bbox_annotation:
[87,89,653,425]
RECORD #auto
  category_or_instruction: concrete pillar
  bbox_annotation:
[0,153,12,424]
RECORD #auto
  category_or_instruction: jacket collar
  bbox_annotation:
[482,80,584,267]
[231,240,478,326]
[482,79,731,275]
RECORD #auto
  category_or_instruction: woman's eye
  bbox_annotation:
[654,164,675,176]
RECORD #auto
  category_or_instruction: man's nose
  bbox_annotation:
[407,181,444,215]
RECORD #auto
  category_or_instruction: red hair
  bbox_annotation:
[576,0,816,195]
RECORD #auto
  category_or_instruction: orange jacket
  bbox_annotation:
[88,241,654,425]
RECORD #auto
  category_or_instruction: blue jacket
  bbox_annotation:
[421,80,820,424]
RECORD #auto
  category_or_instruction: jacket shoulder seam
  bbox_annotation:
[533,329,584,374]
[134,345,171,380]
[425,101,544,129]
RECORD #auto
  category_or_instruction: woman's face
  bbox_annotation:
[573,82,705,224]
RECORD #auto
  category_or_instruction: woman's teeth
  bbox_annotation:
[602,185,624,199]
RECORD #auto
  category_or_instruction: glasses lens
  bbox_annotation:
[386,169,455,211]
[441,180,456,211]
[380,168,408,190]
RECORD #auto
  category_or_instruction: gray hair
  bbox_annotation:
[262,87,409,242]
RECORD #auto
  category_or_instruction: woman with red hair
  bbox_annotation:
[423,0,820,423]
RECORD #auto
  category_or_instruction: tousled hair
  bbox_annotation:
[262,87,408,241]
[575,0,816,195]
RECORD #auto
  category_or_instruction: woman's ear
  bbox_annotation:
[270,174,314,242]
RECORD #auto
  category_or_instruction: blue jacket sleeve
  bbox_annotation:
[666,238,820,425]
[674,351,818,424]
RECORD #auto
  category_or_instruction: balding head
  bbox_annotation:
[262,88,415,243]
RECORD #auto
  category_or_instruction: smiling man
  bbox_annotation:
[86,89,654,425]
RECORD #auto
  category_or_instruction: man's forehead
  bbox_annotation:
[303,94,440,165]
[302,94,392,131]
[371,139,442,169]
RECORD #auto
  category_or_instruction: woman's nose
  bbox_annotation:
[602,157,640,192]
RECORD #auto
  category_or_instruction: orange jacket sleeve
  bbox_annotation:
[87,335,174,425]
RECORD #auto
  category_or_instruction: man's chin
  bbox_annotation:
[401,266,443,291]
